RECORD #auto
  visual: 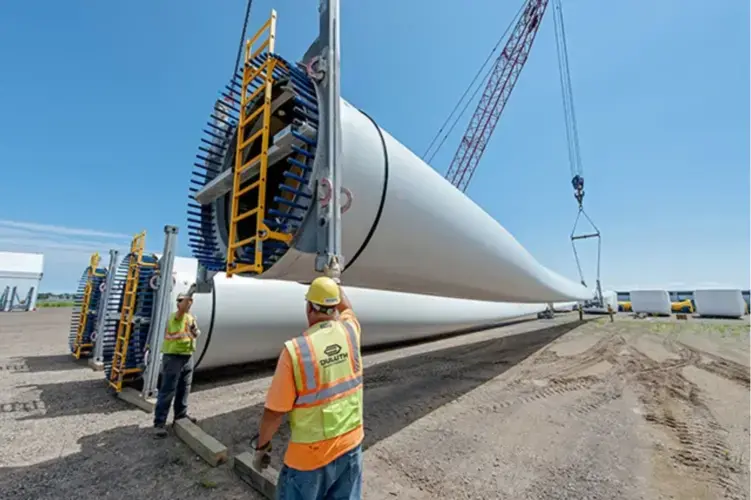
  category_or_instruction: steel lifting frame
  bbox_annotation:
[90,249,120,370]
[6,286,35,312]
[72,252,106,359]
[140,225,179,401]
[0,286,9,311]
[298,0,345,280]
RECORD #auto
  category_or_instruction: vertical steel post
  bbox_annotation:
[92,249,119,364]
[7,287,17,311]
[141,225,178,399]
[308,0,344,278]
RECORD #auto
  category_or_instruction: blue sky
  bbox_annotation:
[0,0,747,293]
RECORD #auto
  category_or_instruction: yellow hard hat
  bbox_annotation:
[305,276,341,307]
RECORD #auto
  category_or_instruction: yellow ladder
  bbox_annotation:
[226,9,291,277]
[109,232,155,392]
[72,252,105,359]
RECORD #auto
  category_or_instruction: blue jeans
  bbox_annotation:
[276,444,363,500]
[153,354,194,426]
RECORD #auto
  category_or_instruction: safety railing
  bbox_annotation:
[226,9,292,277]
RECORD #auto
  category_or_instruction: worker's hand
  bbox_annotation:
[189,319,200,338]
[252,440,272,470]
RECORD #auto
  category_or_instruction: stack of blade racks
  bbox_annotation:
[67,266,108,355]
[102,254,159,381]
[188,53,318,272]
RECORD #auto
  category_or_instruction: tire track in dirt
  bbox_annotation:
[675,342,750,389]
[517,329,746,499]
[479,376,601,414]
[630,343,747,500]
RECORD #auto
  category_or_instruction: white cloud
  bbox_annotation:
[0,220,134,293]
[0,219,130,239]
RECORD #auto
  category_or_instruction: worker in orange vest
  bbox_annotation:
[252,276,364,500]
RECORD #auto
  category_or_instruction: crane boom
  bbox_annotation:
[445,0,549,192]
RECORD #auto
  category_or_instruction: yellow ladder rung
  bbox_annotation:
[240,100,268,128]
[243,82,272,115]
[248,39,271,68]
[245,17,274,57]
[238,152,264,175]
[235,180,261,198]
[233,262,263,275]
[266,230,293,243]
[243,57,272,87]
[233,208,259,223]
[231,235,257,248]
[239,127,266,152]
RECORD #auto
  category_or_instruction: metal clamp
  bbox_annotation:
[318,177,352,213]
[149,273,177,291]
[305,55,326,81]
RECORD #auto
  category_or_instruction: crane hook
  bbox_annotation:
[571,174,585,207]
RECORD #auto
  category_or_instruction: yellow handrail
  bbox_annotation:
[227,9,291,278]
[108,232,150,391]
[72,252,103,359]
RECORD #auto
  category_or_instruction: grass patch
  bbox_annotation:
[37,301,75,308]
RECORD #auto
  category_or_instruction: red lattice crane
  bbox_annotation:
[444,0,549,192]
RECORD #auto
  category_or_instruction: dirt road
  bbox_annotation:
[361,316,750,500]
[0,309,748,499]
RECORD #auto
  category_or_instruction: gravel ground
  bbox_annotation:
[0,308,748,499]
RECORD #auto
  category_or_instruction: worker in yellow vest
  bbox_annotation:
[153,292,200,438]
[252,277,363,500]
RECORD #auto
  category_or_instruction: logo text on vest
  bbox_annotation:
[320,343,347,367]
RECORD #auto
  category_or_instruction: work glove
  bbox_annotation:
[250,434,272,470]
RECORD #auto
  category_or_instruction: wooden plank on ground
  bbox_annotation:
[174,418,228,467]
[234,451,278,499]
[117,387,155,412]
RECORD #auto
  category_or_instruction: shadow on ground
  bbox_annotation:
[0,319,582,499]
[0,424,245,500]
[199,319,583,470]
[8,379,130,421]
[23,354,90,372]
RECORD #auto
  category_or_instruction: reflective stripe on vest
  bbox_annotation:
[162,313,195,355]
[285,318,364,444]
[290,320,362,407]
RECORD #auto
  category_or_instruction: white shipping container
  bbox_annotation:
[0,251,44,311]
[694,289,747,318]
[630,290,671,315]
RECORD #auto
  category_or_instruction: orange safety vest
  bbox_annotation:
[284,319,363,444]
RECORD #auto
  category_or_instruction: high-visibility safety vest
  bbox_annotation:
[161,312,197,356]
[284,319,363,444]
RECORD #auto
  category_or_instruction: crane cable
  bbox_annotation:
[421,0,527,166]
[231,0,254,93]
[552,0,603,302]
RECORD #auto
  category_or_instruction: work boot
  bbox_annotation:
[154,424,168,439]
